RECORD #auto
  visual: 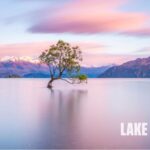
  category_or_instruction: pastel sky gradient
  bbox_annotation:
[0,0,150,66]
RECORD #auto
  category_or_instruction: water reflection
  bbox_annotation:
[0,79,150,149]
[33,89,88,149]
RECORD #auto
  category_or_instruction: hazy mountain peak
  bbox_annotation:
[99,56,150,78]
[0,56,39,64]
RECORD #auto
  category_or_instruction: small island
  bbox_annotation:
[6,74,21,78]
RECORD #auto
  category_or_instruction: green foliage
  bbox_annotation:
[73,74,87,80]
[39,40,83,80]
[72,74,87,83]
[77,74,87,81]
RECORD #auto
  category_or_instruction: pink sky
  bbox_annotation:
[0,41,145,66]
[0,0,150,66]
[29,0,149,34]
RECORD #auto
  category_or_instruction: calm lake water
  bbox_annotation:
[0,78,150,149]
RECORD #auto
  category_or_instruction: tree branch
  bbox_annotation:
[61,78,74,84]
[61,78,83,84]
[48,64,53,78]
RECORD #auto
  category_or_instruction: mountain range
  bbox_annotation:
[0,57,111,78]
[1,56,150,78]
[99,56,150,78]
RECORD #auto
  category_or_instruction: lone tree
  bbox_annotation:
[39,40,87,88]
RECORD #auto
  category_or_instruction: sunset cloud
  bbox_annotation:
[0,41,105,57]
[78,53,142,66]
[123,28,150,36]
[0,42,50,57]
[28,0,150,36]
[135,47,150,54]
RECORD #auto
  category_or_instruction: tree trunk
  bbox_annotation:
[47,78,54,88]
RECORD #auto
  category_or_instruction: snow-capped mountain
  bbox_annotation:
[0,56,39,63]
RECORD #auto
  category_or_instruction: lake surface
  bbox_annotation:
[0,78,150,149]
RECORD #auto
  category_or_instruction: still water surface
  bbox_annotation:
[0,79,150,149]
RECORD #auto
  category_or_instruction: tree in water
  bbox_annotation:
[39,40,87,88]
